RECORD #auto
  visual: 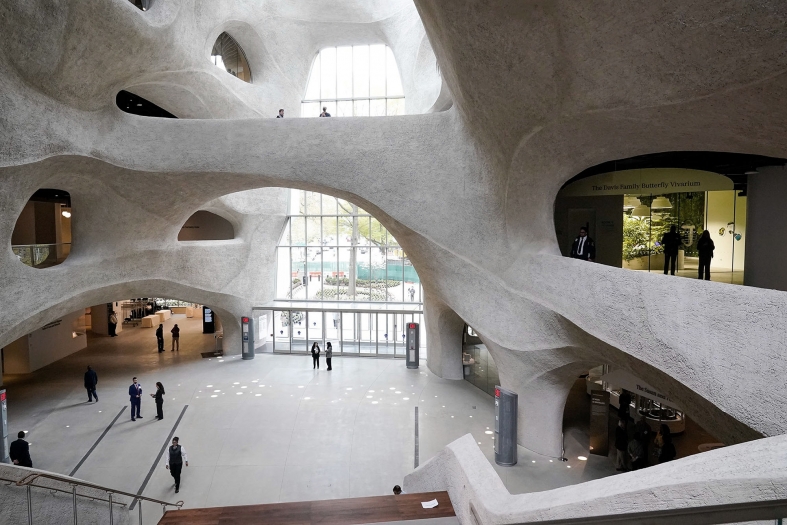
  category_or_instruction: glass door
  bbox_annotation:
[291,311,307,353]
[341,312,359,355]
[274,310,291,353]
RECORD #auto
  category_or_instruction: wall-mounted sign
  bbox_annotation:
[561,168,734,197]
[601,369,681,410]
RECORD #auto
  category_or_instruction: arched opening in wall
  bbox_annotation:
[554,151,786,285]
[127,0,151,10]
[12,189,71,268]
[461,324,497,396]
[178,211,235,241]
[116,90,177,118]
[267,189,424,357]
[302,45,405,117]
[211,32,252,83]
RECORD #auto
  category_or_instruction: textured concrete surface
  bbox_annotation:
[3,0,787,513]
[405,433,787,524]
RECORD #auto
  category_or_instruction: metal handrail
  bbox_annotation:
[15,472,182,524]
[502,497,787,525]
[0,476,127,507]
[16,472,183,508]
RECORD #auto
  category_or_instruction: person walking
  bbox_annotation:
[155,324,164,353]
[311,341,321,369]
[614,418,628,471]
[325,342,333,371]
[697,230,715,280]
[171,324,180,352]
[108,311,118,337]
[84,365,98,402]
[9,431,32,467]
[661,225,682,275]
[570,226,596,262]
[151,382,165,420]
[319,107,331,117]
[276,109,284,118]
[164,437,188,493]
[129,377,143,421]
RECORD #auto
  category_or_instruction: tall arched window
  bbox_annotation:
[302,45,404,117]
[211,33,252,83]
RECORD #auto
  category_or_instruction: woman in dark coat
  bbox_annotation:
[150,382,165,420]
[310,342,321,369]
[696,230,715,280]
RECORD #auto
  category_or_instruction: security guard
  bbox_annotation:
[570,226,596,262]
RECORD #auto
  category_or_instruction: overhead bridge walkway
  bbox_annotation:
[158,491,456,525]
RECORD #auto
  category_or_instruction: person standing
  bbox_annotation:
[618,390,632,421]
[697,230,715,281]
[276,109,284,118]
[84,365,98,402]
[628,432,646,470]
[614,418,628,471]
[661,225,682,275]
[310,341,321,369]
[164,437,188,493]
[570,227,596,262]
[658,425,677,463]
[408,286,415,302]
[171,324,180,352]
[9,431,32,467]
[129,377,143,421]
[325,342,333,371]
[155,324,164,353]
[150,382,165,420]
[108,311,118,337]
[319,107,331,117]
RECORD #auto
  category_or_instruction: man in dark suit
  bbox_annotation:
[570,226,596,262]
[129,377,143,421]
[84,365,98,402]
[10,431,32,467]
[660,225,682,275]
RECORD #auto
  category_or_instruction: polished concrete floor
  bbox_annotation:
[2,313,618,524]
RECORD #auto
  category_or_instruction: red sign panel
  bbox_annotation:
[408,323,416,329]
[242,317,249,323]
[494,388,500,398]
[0,391,6,401]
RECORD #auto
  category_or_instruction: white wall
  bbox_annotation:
[4,310,87,374]
[745,166,787,291]
[706,191,742,272]
[89,302,123,336]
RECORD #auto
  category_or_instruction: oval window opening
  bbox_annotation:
[12,189,71,268]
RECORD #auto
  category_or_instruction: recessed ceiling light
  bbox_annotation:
[578,456,588,461]
[137,103,142,107]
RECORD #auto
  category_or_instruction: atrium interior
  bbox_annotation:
[2,1,787,524]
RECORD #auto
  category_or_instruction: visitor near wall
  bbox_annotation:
[156,324,164,353]
[319,107,331,117]
[164,437,188,493]
[129,377,143,421]
[151,382,165,420]
[661,225,682,276]
[9,431,32,467]
[108,311,118,337]
[697,230,715,281]
[277,109,284,118]
[614,418,628,471]
[171,324,180,351]
[84,365,98,402]
[311,341,321,369]
[570,226,595,262]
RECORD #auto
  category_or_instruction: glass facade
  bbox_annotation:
[270,190,424,356]
[623,190,745,284]
[302,45,405,117]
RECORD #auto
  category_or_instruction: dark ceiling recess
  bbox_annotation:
[128,0,150,11]
[116,90,177,118]
[567,151,786,194]
[30,189,71,206]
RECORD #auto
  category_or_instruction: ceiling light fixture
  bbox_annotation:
[623,196,641,210]
[651,196,673,209]
[61,210,71,218]
[630,204,651,218]
[745,169,759,175]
